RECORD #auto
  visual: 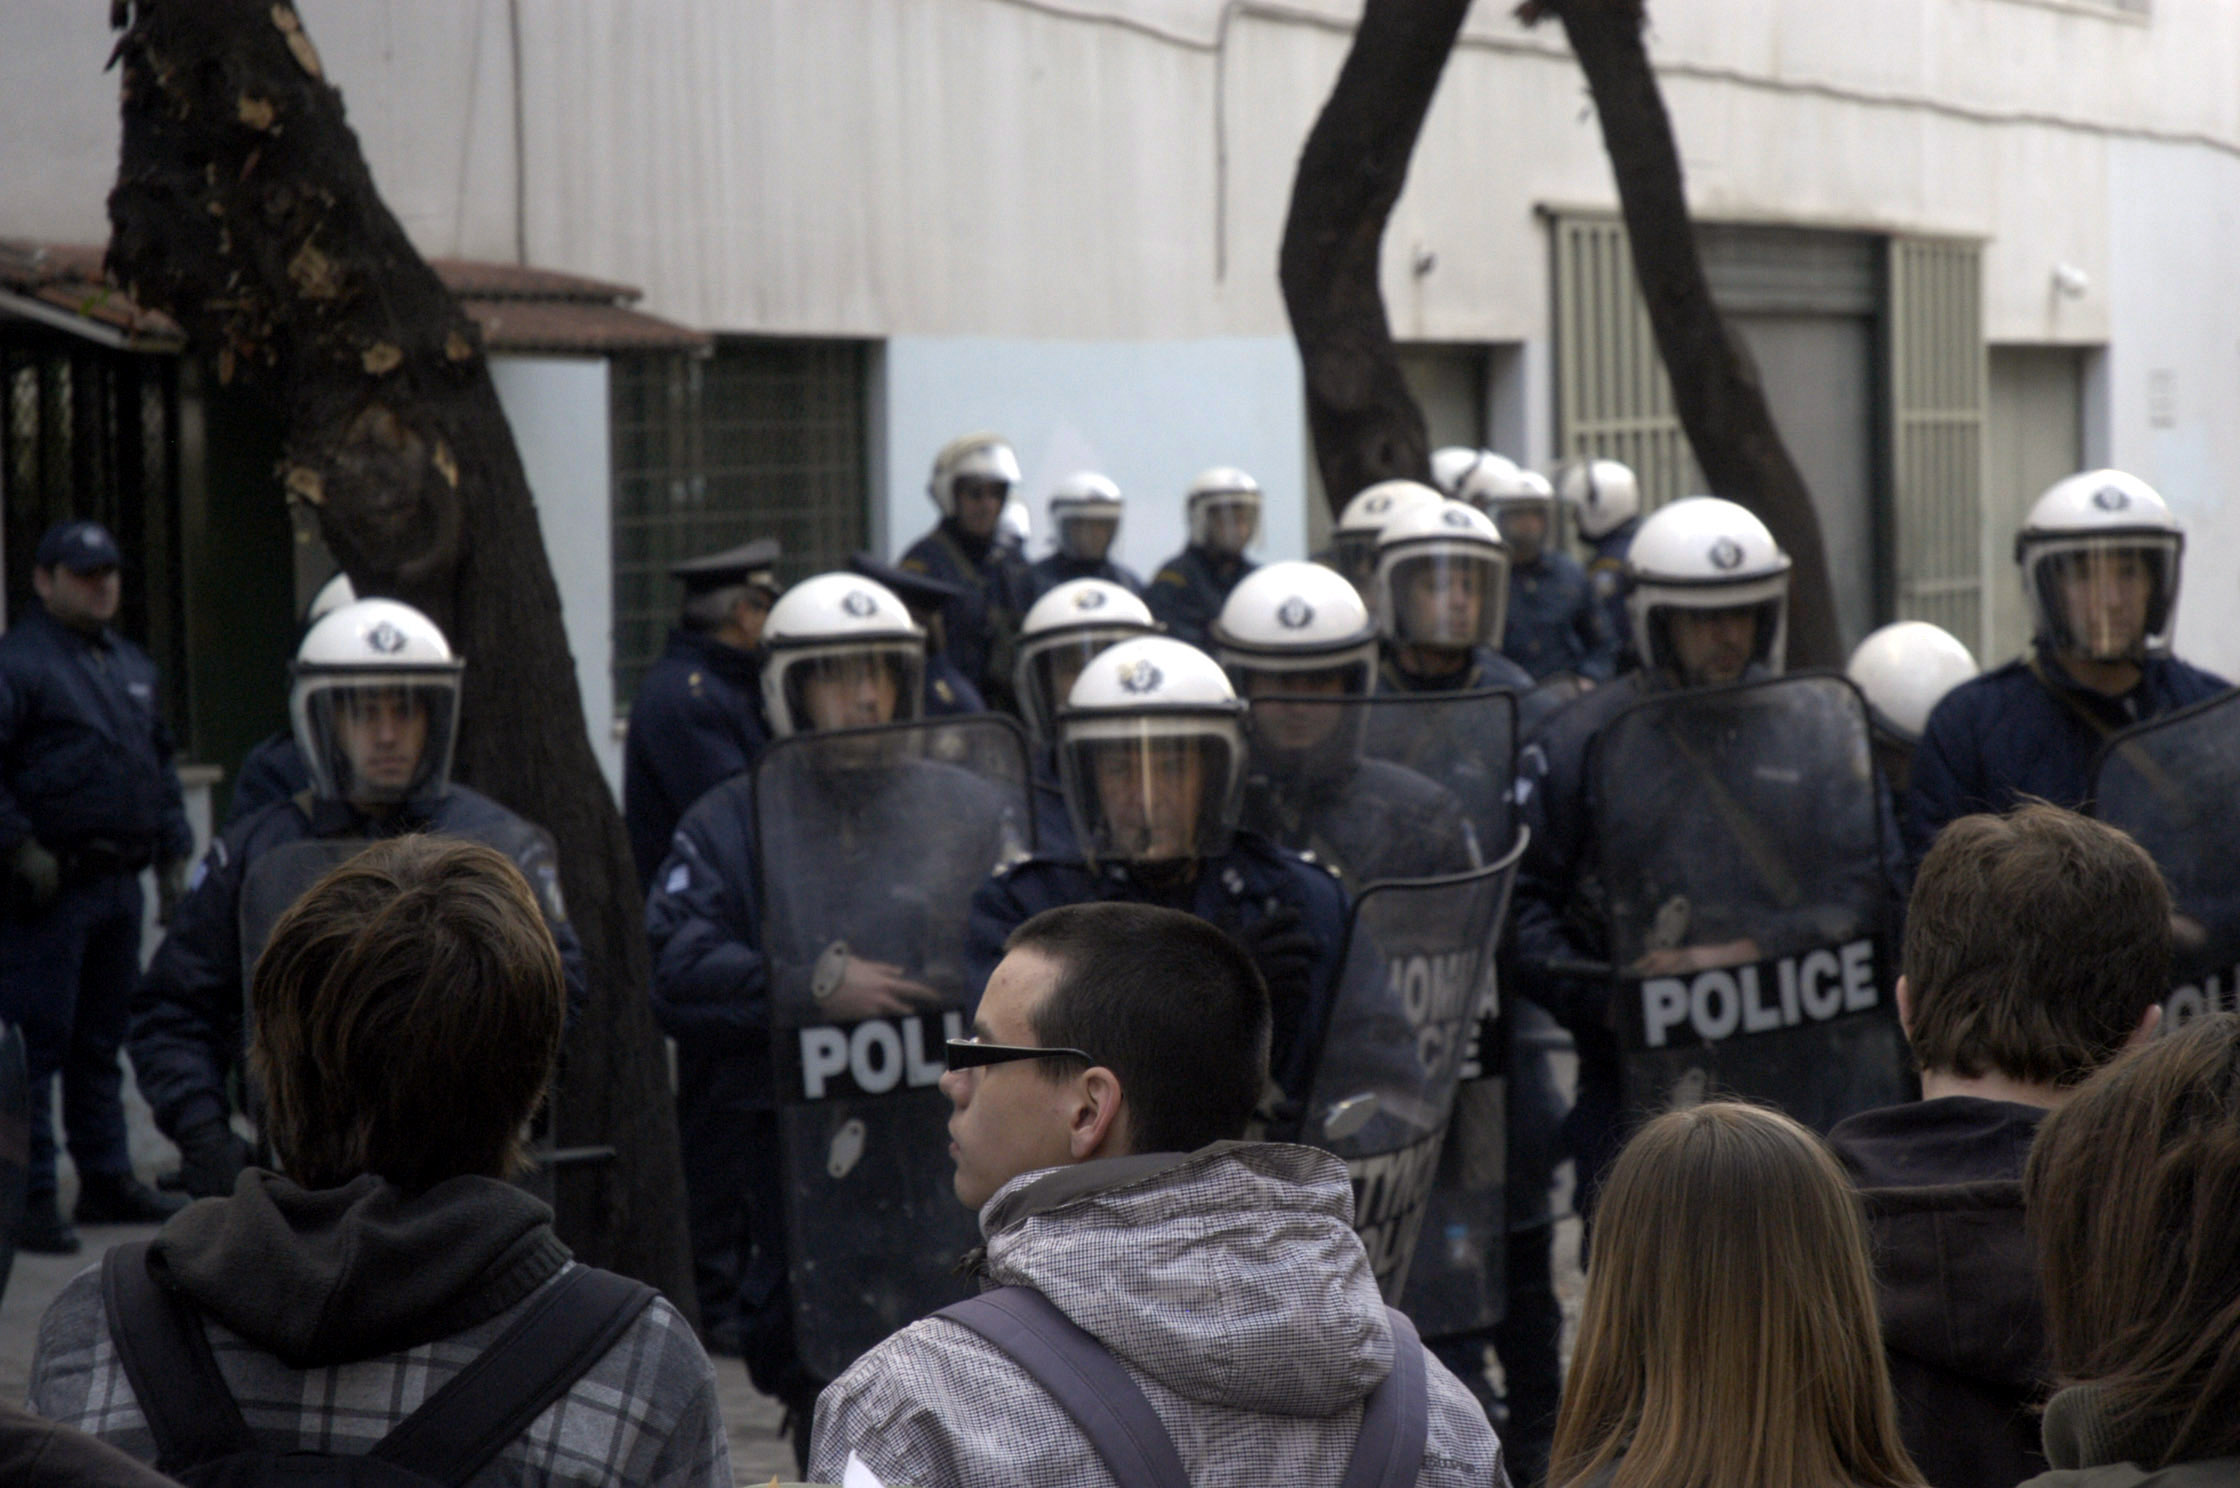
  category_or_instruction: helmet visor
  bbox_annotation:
[2024,536,2180,661]
[1236,664,1372,779]
[1382,549,1509,651]
[773,643,925,737]
[1330,530,1379,593]
[292,673,460,804]
[1191,492,1261,555]
[1642,596,1787,687]
[1016,628,1146,741]
[1489,499,1556,556]
[1057,512,1119,562]
[1058,716,1244,865]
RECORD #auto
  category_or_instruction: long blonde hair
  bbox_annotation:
[1549,1103,1923,1488]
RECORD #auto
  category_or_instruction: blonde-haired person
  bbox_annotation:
[2019,1011,2240,1485]
[1550,1103,1925,1488]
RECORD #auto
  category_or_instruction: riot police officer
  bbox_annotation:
[1560,457,1642,675]
[1013,578,1160,851]
[1025,471,1144,602]
[225,571,357,829]
[1846,620,1978,797]
[132,600,587,1201]
[1145,467,1263,649]
[846,552,988,717]
[622,539,783,889]
[0,520,194,1252]
[1374,500,1535,696]
[1322,479,1442,598]
[967,636,1347,1108]
[1460,459,1615,683]
[1213,560,1477,890]
[1431,446,1500,499]
[1907,469,2228,861]
[897,433,1034,710]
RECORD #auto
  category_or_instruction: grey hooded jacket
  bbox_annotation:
[808,1142,1508,1488]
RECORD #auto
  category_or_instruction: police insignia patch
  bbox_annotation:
[841,589,879,617]
[367,621,406,654]
[2092,484,2130,512]
[1118,658,1164,694]
[1442,507,1474,529]
[1075,588,1108,611]
[1709,537,1744,571]
[1277,595,1315,630]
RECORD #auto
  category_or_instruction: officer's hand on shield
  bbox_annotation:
[818,947,943,1022]
[6,836,60,917]
[1236,903,1320,1007]
[1631,937,1762,977]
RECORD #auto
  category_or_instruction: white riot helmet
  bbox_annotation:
[997,500,1032,554]
[1459,457,1558,558]
[1626,496,1792,685]
[290,599,462,805]
[1049,471,1125,563]
[1057,636,1247,867]
[1013,579,1158,743]
[1186,466,1262,556]
[305,571,357,624]
[1430,446,1491,498]
[1330,480,1442,594]
[1374,500,1512,652]
[1846,621,1979,743]
[927,433,1022,518]
[1214,561,1379,696]
[2015,469,2185,662]
[1559,458,1642,541]
[758,573,926,738]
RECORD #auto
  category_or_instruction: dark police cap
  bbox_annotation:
[670,538,781,595]
[847,551,964,608]
[35,520,122,573]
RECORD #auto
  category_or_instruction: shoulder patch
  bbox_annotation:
[898,556,931,575]
[1153,568,1188,588]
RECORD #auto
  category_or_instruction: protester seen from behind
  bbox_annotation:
[811,901,1507,1488]
[33,835,728,1488]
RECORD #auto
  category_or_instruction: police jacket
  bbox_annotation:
[646,755,1023,1113]
[925,651,986,718]
[966,832,1347,1104]
[1377,645,1533,696]
[898,521,1033,706]
[1145,546,1256,651]
[223,731,309,830]
[0,606,192,866]
[130,786,587,1142]
[1586,522,1638,675]
[1502,550,1616,683]
[1244,756,1478,893]
[1025,553,1144,604]
[624,629,769,890]
[1905,645,2229,864]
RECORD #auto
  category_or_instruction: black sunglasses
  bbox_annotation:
[944,1038,1095,1072]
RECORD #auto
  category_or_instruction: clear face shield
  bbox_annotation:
[1231,651,1375,782]
[1191,492,1261,556]
[1488,498,1555,562]
[1644,596,1787,688]
[1058,715,1245,866]
[2024,536,2180,662]
[772,642,925,739]
[1330,530,1380,595]
[291,671,461,805]
[1016,626,1149,742]
[1380,547,1511,651]
[1056,509,1120,563]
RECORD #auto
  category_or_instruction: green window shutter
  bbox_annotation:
[1550,214,1699,516]
[1886,238,1987,657]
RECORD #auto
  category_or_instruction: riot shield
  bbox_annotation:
[1250,689,1516,886]
[1297,830,1526,1313]
[755,715,1034,1382]
[0,1022,27,1305]
[1590,674,1905,1134]
[238,839,372,985]
[2093,688,2240,1028]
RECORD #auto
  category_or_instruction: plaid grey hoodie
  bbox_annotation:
[808,1142,1509,1488]
[28,1172,729,1488]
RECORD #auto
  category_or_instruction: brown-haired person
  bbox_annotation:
[1550,1103,1924,1488]
[2020,1012,2240,1485]
[30,837,729,1488]
[1827,803,2167,1488]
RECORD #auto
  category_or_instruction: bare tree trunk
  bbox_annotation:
[1520,0,1841,667]
[107,0,696,1308]
[1280,0,1475,515]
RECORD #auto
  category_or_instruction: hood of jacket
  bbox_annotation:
[978,1142,1393,1418]
[150,1170,571,1368]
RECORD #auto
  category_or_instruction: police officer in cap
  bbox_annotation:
[0,519,193,1252]
[623,540,783,889]
[1145,467,1264,649]
[1906,469,2227,862]
[224,572,358,830]
[846,552,987,717]
[1025,471,1143,602]
[967,635,1348,1114]
[1459,459,1615,683]
[133,599,588,1199]
[897,433,1034,711]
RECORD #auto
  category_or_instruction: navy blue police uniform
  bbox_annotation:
[130,787,587,1175]
[624,628,769,890]
[222,732,310,830]
[850,553,991,720]
[1025,553,1144,605]
[1503,549,1617,683]
[1585,521,1639,675]
[1145,545,1257,651]
[1244,756,1478,894]
[0,601,193,1212]
[1904,645,2229,865]
[896,523,1032,709]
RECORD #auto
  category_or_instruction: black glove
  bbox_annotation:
[6,837,61,919]
[156,856,192,927]
[174,1119,251,1198]
[1234,904,1319,1007]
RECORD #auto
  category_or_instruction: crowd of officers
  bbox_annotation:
[0,427,2226,1481]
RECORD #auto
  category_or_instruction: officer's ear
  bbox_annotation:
[1894,974,1915,1040]
[2126,1001,2163,1050]
[31,566,54,602]
[1068,1066,1128,1161]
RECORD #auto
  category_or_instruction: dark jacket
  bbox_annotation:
[131,788,587,1141]
[898,521,1033,705]
[1906,647,2229,864]
[222,732,309,831]
[0,606,191,865]
[623,629,769,890]
[1243,755,1479,893]
[1586,521,1638,674]
[1502,550,1616,683]
[1145,545,1256,651]
[924,650,987,717]
[1829,1096,2053,1488]
[1377,645,1534,696]
[1025,553,1144,603]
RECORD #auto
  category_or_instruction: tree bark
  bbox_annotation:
[1280,0,1475,515]
[106,0,696,1309]
[1520,0,1841,667]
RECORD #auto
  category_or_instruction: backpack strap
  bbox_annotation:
[370,1265,657,1487]
[935,1286,1191,1488]
[101,1241,256,1474]
[1338,1307,1430,1488]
